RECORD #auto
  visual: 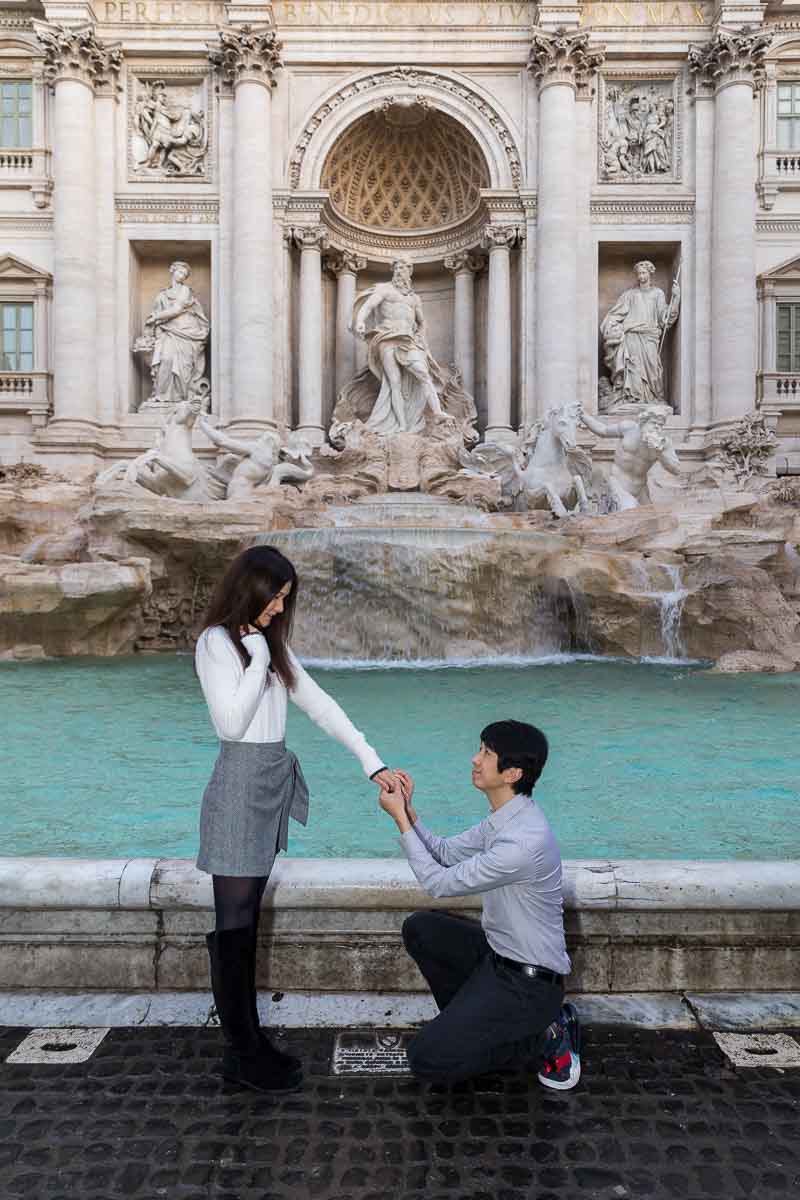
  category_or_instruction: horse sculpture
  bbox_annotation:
[459,402,593,517]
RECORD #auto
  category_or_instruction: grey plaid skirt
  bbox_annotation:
[196,739,309,876]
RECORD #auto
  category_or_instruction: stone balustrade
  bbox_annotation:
[758,371,800,412]
[1,856,797,995]
[0,147,52,208]
[0,371,51,426]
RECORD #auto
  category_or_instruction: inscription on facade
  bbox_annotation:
[581,2,710,25]
[98,0,713,23]
[102,1,226,22]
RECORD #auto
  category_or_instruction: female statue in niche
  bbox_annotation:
[599,259,680,410]
[141,261,210,409]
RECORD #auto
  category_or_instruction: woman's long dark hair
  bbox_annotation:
[201,546,298,688]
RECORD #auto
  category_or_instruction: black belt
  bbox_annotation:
[492,951,563,986]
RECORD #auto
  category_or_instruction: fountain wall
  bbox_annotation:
[1,856,797,995]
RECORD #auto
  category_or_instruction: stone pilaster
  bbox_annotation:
[528,27,604,418]
[481,226,522,442]
[293,226,329,445]
[327,250,366,400]
[209,25,283,430]
[444,252,482,401]
[34,22,121,432]
[689,26,772,426]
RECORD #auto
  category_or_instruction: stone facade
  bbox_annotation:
[1,0,800,467]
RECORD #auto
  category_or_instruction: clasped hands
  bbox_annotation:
[374,767,416,834]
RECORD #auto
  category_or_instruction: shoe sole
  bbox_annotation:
[563,1002,581,1057]
[537,1054,581,1091]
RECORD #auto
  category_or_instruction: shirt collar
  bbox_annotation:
[487,793,530,831]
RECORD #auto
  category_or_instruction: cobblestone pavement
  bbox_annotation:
[1,1024,799,1199]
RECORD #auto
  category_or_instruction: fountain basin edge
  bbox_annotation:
[1,856,797,995]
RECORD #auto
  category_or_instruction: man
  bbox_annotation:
[579,402,681,510]
[351,256,445,435]
[379,720,580,1089]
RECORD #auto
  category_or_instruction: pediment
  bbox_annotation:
[0,254,51,283]
[759,253,800,282]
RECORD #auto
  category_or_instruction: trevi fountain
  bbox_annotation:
[0,1,798,998]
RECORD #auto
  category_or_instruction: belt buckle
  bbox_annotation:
[521,964,537,979]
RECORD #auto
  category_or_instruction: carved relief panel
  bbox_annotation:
[597,73,681,185]
[128,69,212,183]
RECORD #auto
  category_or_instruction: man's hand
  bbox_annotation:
[379,785,412,833]
[394,769,417,824]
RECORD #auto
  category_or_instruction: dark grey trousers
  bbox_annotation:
[403,910,564,1084]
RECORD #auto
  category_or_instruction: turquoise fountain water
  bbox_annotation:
[1,655,797,861]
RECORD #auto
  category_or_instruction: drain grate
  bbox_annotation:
[331,1031,411,1076]
[6,1027,110,1064]
[713,1032,800,1070]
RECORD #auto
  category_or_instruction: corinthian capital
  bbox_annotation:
[208,24,283,89]
[528,26,605,94]
[34,21,122,91]
[480,225,523,252]
[688,26,773,93]
[292,225,329,252]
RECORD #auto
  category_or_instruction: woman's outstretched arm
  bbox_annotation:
[288,652,386,779]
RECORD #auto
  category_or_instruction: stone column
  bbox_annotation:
[444,252,482,399]
[528,27,604,416]
[209,25,282,431]
[293,226,328,445]
[327,250,366,398]
[93,63,120,426]
[761,280,777,376]
[34,22,121,430]
[481,226,521,441]
[692,76,714,432]
[689,27,772,426]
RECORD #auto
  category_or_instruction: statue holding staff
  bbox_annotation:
[600,260,680,409]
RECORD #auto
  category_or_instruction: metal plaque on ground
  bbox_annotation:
[331,1031,411,1075]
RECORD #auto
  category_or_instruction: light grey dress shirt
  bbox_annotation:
[400,793,571,976]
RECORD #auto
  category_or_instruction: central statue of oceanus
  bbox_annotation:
[334,256,476,439]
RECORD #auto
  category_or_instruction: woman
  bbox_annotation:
[196,545,398,1093]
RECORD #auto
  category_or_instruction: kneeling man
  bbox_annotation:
[380,720,580,1088]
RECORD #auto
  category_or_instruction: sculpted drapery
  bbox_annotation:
[600,260,679,408]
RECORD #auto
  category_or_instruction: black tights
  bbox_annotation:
[212,874,268,933]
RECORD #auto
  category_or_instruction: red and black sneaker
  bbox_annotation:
[537,1001,581,1091]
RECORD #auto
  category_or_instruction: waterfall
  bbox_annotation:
[257,526,573,664]
[656,564,688,661]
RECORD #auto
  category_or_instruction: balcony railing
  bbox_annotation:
[756,149,800,210]
[758,372,800,411]
[0,148,52,207]
[0,372,51,426]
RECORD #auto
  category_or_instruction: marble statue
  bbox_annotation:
[600,260,680,410]
[132,79,207,176]
[600,85,674,181]
[460,403,593,518]
[96,398,215,501]
[579,403,681,510]
[349,256,448,435]
[199,419,314,500]
[134,262,210,410]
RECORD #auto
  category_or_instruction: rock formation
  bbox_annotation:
[0,464,798,669]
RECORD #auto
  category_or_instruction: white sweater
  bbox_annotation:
[195,626,385,779]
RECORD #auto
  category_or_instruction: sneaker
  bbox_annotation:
[537,1002,581,1091]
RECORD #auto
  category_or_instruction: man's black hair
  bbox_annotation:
[480,719,548,796]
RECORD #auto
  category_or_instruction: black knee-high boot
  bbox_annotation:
[249,920,302,1072]
[206,926,302,1093]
